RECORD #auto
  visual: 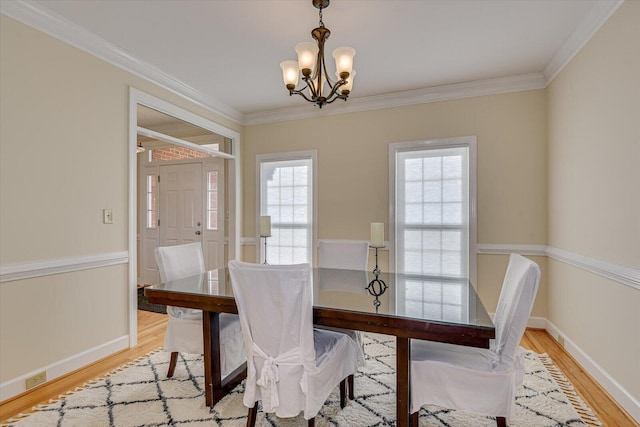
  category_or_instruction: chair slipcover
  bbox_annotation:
[228,261,362,420]
[410,253,541,421]
[154,243,244,378]
[318,240,369,271]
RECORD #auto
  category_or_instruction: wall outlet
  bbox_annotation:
[103,209,113,224]
[557,335,565,348]
[25,371,46,389]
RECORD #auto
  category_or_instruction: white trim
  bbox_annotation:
[239,239,640,290]
[245,74,547,125]
[545,320,640,423]
[546,246,640,290]
[129,88,242,348]
[476,244,639,290]
[477,243,547,256]
[0,335,128,401]
[241,237,259,246]
[1,1,621,126]
[0,251,128,283]
[543,0,624,83]
[137,127,235,160]
[488,314,547,330]
[0,0,243,124]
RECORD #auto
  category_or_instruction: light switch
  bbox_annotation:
[103,209,113,224]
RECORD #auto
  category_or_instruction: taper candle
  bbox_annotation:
[259,216,272,237]
[370,222,384,247]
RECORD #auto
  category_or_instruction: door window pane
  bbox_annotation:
[207,171,218,230]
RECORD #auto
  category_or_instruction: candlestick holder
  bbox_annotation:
[261,236,269,265]
[366,246,387,313]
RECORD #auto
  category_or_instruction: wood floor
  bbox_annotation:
[1,311,637,426]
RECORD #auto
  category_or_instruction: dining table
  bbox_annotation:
[145,266,495,427]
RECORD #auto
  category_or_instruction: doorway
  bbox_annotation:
[128,88,241,347]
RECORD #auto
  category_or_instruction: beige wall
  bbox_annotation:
[3,0,637,413]
[243,90,549,317]
[0,15,240,383]
[547,0,640,404]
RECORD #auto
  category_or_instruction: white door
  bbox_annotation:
[159,163,203,247]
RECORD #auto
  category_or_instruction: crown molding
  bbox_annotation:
[1,0,621,126]
[244,73,547,125]
[0,0,244,125]
[543,0,624,83]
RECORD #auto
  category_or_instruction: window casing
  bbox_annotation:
[390,137,477,282]
[257,152,317,265]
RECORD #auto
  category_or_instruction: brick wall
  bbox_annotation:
[151,146,210,161]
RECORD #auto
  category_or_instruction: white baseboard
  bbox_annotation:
[544,320,640,423]
[0,335,129,402]
[527,316,547,329]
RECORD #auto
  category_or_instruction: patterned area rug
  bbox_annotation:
[5,334,601,427]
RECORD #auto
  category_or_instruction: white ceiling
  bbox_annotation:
[1,0,621,124]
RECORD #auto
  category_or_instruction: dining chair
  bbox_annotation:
[317,240,369,395]
[318,239,369,271]
[154,243,244,378]
[409,253,541,427]
[228,261,362,426]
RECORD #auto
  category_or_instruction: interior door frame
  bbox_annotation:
[128,88,241,347]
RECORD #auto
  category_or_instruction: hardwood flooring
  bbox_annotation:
[1,312,637,426]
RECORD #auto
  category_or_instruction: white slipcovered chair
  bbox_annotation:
[228,261,363,426]
[318,240,369,271]
[154,243,244,378]
[410,253,541,427]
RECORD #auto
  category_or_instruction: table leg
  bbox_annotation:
[202,311,221,407]
[396,337,410,427]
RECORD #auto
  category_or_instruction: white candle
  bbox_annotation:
[370,222,384,247]
[259,216,272,237]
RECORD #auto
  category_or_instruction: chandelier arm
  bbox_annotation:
[289,89,316,103]
[323,79,347,101]
[324,93,348,104]
[304,75,319,99]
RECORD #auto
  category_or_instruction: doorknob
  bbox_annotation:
[195,231,201,235]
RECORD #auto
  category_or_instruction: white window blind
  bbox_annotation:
[259,157,313,264]
[396,146,470,278]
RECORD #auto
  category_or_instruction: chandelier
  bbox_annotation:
[280,0,355,108]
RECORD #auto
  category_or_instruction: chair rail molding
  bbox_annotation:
[477,243,547,256]
[0,251,129,283]
[545,246,640,290]
[477,243,639,290]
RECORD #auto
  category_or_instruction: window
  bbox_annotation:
[391,137,476,280]
[207,171,218,230]
[258,152,316,265]
[146,175,158,228]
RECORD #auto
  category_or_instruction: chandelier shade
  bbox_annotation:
[280,0,355,108]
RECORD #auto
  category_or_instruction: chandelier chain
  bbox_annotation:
[319,6,324,28]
